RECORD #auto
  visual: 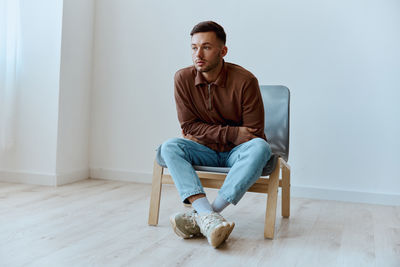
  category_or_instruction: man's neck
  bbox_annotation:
[202,61,224,83]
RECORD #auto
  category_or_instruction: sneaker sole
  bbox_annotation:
[209,222,235,248]
[169,215,191,239]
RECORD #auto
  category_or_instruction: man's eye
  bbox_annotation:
[204,46,210,50]
[192,47,198,51]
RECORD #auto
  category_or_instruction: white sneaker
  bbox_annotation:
[169,210,203,239]
[195,212,235,248]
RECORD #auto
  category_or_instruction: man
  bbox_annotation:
[160,21,271,248]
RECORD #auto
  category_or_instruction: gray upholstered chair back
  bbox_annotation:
[260,85,290,162]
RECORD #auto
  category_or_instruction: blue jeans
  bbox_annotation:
[159,137,271,205]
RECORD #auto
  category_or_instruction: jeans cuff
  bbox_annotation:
[218,191,238,205]
[181,189,205,203]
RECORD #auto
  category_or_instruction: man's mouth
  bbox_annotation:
[196,60,205,66]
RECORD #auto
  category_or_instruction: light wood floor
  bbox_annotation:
[0,179,399,267]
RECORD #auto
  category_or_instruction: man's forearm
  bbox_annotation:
[182,122,263,146]
[181,121,238,145]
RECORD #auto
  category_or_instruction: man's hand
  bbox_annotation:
[233,127,258,145]
[182,130,207,145]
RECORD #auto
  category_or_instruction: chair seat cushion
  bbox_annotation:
[156,145,278,176]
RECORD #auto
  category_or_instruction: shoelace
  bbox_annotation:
[199,213,224,234]
[182,211,198,230]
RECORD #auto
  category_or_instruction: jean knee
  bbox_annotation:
[249,138,271,162]
[162,137,182,147]
[160,138,183,157]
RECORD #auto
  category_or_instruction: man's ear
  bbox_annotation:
[221,46,228,57]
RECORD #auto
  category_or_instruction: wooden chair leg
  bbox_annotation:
[148,160,163,226]
[281,159,291,218]
[264,158,280,239]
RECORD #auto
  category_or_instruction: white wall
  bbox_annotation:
[56,0,94,185]
[0,0,94,186]
[0,0,5,98]
[0,0,63,184]
[90,0,182,178]
[90,0,400,204]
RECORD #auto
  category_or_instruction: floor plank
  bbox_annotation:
[0,179,399,267]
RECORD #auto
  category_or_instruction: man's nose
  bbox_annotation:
[196,48,204,58]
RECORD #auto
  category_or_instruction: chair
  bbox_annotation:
[148,85,291,239]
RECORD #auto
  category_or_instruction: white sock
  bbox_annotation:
[211,194,231,213]
[192,197,213,214]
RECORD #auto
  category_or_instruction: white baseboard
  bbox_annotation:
[0,169,56,186]
[56,169,89,186]
[0,169,89,186]
[89,168,400,206]
[291,185,400,206]
[90,167,152,184]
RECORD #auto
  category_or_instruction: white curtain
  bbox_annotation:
[0,0,20,152]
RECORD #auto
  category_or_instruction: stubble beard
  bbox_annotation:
[197,60,219,73]
[195,52,222,73]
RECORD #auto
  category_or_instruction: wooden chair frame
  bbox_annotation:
[148,156,290,239]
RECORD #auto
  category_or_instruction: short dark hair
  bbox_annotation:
[190,21,226,44]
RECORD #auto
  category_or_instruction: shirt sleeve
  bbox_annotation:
[241,77,266,139]
[174,72,238,145]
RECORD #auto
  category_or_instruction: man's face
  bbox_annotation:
[191,32,227,73]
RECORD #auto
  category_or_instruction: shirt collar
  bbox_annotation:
[194,60,227,88]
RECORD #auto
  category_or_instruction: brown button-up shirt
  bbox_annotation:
[174,61,266,152]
